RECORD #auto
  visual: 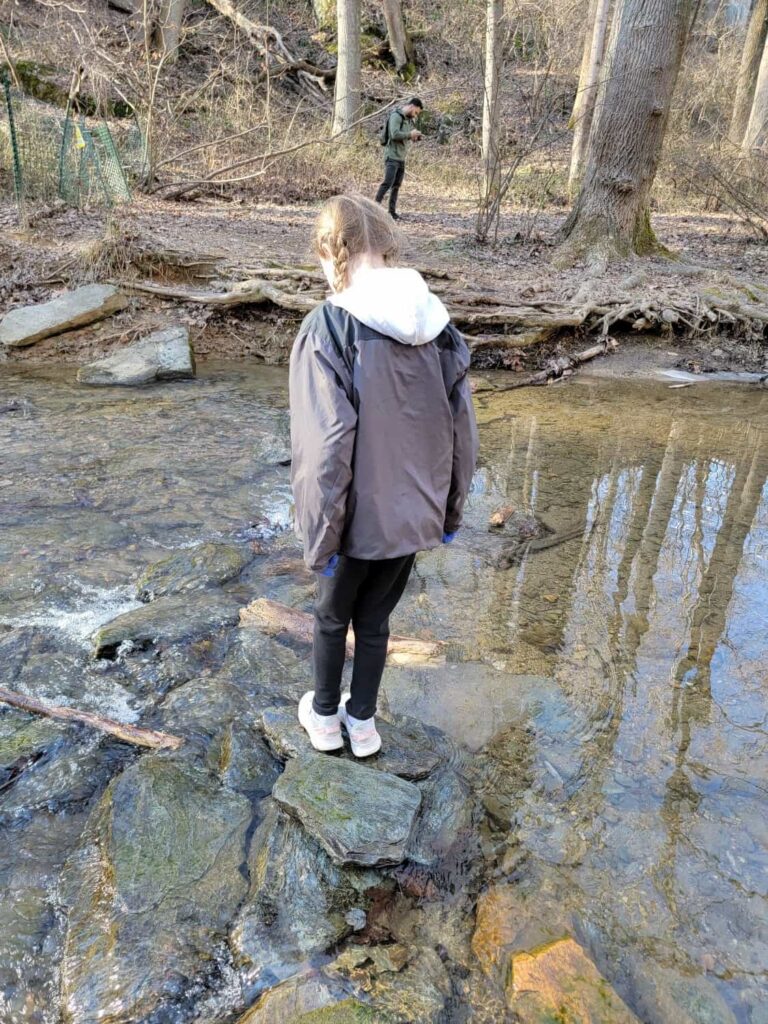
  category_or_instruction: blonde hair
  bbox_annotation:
[314,194,400,293]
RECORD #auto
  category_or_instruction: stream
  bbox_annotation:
[1,362,766,1023]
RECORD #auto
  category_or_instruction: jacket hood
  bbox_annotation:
[329,267,450,346]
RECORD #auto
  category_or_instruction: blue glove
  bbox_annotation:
[320,554,340,577]
[442,531,457,544]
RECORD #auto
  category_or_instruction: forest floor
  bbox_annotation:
[2,183,768,375]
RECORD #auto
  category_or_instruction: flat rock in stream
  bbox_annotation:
[92,591,242,657]
[407,768,476,867]
[272,756,422,867]
[60,753,251,1024]
[0,284,127,348]
[259,705,440,780]
[77,325,195,386]
[135,541,255,600]
[231,800,381,986]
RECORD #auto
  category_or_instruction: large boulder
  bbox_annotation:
[259,705,440,781]
[0,285,127,348]
[272,756,421,868]
[231,801,381,989]
[77,326,195,386]
[135,541,255,601]
[60,754,251,1024]
[92,591,242,657]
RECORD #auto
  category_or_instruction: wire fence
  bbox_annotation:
[1,71,141,218]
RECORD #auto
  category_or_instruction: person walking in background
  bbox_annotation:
[290,194,478,758]
[375,97,424,220]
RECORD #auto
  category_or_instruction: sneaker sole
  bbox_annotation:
[298,705,343,753]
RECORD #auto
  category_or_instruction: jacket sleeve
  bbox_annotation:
[289,325,357,572]
[390,112,411,142]
[444,334,479,534]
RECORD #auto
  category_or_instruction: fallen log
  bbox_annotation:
[495,522,590,569]
[481,337,619,393]
[0,687,183,751]
[240,598,446,667]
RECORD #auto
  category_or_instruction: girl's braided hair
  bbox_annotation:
[314,193,400,293]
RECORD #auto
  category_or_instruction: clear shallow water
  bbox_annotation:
[1,363,767,1021]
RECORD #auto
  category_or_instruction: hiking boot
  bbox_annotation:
[298,691,343,752]
[338,691,382,758]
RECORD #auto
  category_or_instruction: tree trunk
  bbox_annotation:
[742,33,768,150]
[382,0,415,73]
[476,0,504,243]
[159,0,186,60]
[559,0,695,264]
[332,0,361,133]
[568,0,612,197]
[730,0,768,145]
[313,0,336,29]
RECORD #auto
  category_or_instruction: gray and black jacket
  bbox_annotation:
[290,267,478,572]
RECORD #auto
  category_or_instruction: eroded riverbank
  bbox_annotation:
[1,363,766,1023]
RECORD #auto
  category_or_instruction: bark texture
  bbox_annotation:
[743,32,768,151]
[560,0,695,262]
[332,0,362,133]
[382,0,415,73]
[730,0,768,145]
[159,0,186,60]
[568,0,612,196]
[481,0,504,201]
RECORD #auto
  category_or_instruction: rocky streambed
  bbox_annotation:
[1,362,767,1023]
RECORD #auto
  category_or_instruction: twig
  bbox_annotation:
[0,687,183,751]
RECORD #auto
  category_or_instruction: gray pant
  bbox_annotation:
[375,159,406,215]
[313,554,415,720]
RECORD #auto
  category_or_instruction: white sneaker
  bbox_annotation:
[338,691,382,758]
[298,692,343,752]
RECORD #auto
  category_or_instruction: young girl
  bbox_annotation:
[290,194,478,757]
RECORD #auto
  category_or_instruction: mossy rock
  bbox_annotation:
[297,1001,388,1023]
[135,541,254,601]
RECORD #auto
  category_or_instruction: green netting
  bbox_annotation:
[0,73,138,216]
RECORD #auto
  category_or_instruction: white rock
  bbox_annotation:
[0,285,127,348]
[77,326,195,386]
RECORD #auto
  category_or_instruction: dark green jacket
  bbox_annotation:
[384,108,414,162]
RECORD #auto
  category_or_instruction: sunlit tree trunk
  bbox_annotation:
[159,0,186,61]
[382,0,414,74]
[730,0,768,145]
[559,0,696,264]
[313,0,336,29]
[742,33,768,151]
[332,0,361,134]
[568,0,612,197]
[476,0,505,243]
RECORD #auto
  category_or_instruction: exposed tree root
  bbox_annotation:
[473,338,619,392]
[0,687,183,751]
[240,598,446,667]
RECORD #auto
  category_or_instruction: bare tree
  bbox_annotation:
[159,0,186,62]
[481,0,504,207]
[312,0,336,29]
[730,0,768,145]
[332,0,361,133]
[568,0,612,196]
[743,32,768,151]
[382,0,415,74]
[559,0,696,263]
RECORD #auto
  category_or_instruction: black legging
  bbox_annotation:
[375,159,406,215]
[312,554,415,720]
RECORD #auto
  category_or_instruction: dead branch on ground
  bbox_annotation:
[240,598,446,667]
[0,687,183,750]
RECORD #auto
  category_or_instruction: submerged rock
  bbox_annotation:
[135,541,255,601]
[407,768,475,867]
[231,801,381,986]
[77,326,195,386]
[92,591,242,657]
[236,972,351,1023]
[508,937,641,1023]
[60,753,251,1024]
[259,705,440,781]
[273,756,422,868]
[0,284,127,348]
